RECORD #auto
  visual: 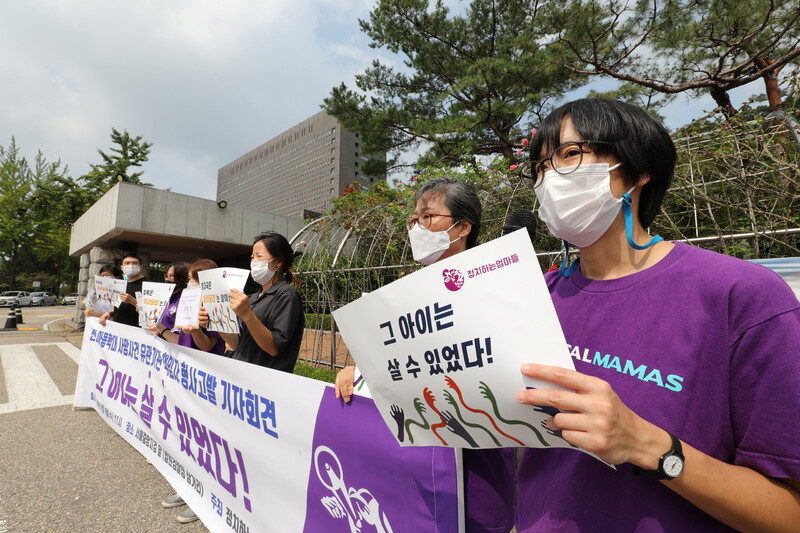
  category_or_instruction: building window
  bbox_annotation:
[330,188,334,194]
[355,142,359,147]
[355,161,359,167]
[331,138,336,144]
[370,177,374,183]
[355,152,359,157]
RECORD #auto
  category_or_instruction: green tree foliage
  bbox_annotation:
[554,0,800,115]
[0,138,89,293]
[0,138,34,290]
[29,151,94,294]
[82,128,153,195]
[324,0,586,175]
[585,83,672,123]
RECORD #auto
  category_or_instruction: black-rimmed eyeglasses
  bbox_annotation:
[521,140,615,187]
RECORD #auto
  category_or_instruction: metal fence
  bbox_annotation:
[290,112,800,369]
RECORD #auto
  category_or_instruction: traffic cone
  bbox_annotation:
[2,307,17,330]
[14,303,23,324]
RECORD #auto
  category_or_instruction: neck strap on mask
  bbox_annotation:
[559,193,663,277]
[621,193,662,250]
[558,241,581,277]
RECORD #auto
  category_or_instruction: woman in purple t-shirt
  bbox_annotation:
[152,260,226,523]
[515,98,800,532]
[335,177,517,533]
[151,259,225,356]
[155,261,187,333]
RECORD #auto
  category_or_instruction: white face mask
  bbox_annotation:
[407,221,459,265]
[122,265,141,278]
[535,162,632,248]
[251,258,277,285]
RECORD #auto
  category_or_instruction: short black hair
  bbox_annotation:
[121,251,142,265]
[530,98,676,228]
[253,232,295,282]
[98,264,123,279]
[414,176,482,248]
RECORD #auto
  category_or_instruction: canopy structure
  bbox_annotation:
[68,182,304,328]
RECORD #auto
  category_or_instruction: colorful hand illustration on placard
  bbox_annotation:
[386,377,582,448]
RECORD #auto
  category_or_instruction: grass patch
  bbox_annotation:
[294,361,338,383]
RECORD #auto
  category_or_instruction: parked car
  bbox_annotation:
[0,291,34,307]
[62,293,79,306]
[30,292,58,306]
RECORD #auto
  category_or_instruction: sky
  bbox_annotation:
[0,1,772,202]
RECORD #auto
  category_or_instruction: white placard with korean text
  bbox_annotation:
[86,285,114,314]
[95,276,127,308]
[198,268,250,335]
[174,287,201,328]
[333,229,578,450]
[138,282,175,329]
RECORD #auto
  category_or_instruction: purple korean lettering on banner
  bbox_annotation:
[302,388,460,532]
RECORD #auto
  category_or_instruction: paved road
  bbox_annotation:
[0,319,210,533]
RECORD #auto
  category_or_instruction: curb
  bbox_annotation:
[43,317,81,333]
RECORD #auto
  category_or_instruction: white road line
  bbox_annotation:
[56,342,82,365]
[0,344,75,415]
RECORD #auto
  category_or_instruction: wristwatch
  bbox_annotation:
[633,430,684,480]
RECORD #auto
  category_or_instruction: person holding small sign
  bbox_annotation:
[107,252,148,328]
[85,264,123,325]
[514,98,800,531]
[335,176,517,533]
[154,259,227,523]
[208,232,305,373]
[151,259,225,355]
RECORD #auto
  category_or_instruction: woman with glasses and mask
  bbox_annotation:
[514,98,800,531]
[210,232,305,373]
[335,176,516,533]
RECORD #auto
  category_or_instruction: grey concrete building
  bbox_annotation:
[216,110,385,218]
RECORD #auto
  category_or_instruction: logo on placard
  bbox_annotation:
[442,269,464,292]
[222,270,227,278]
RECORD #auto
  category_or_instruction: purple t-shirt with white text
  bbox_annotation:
[516,242,800,532]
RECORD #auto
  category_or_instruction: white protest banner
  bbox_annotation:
[174,287,201,328]
[95,276,127,308]
[138,281,176,329]
[74,318,463,532]
[332,229,577,450]
[198,268,249,335]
